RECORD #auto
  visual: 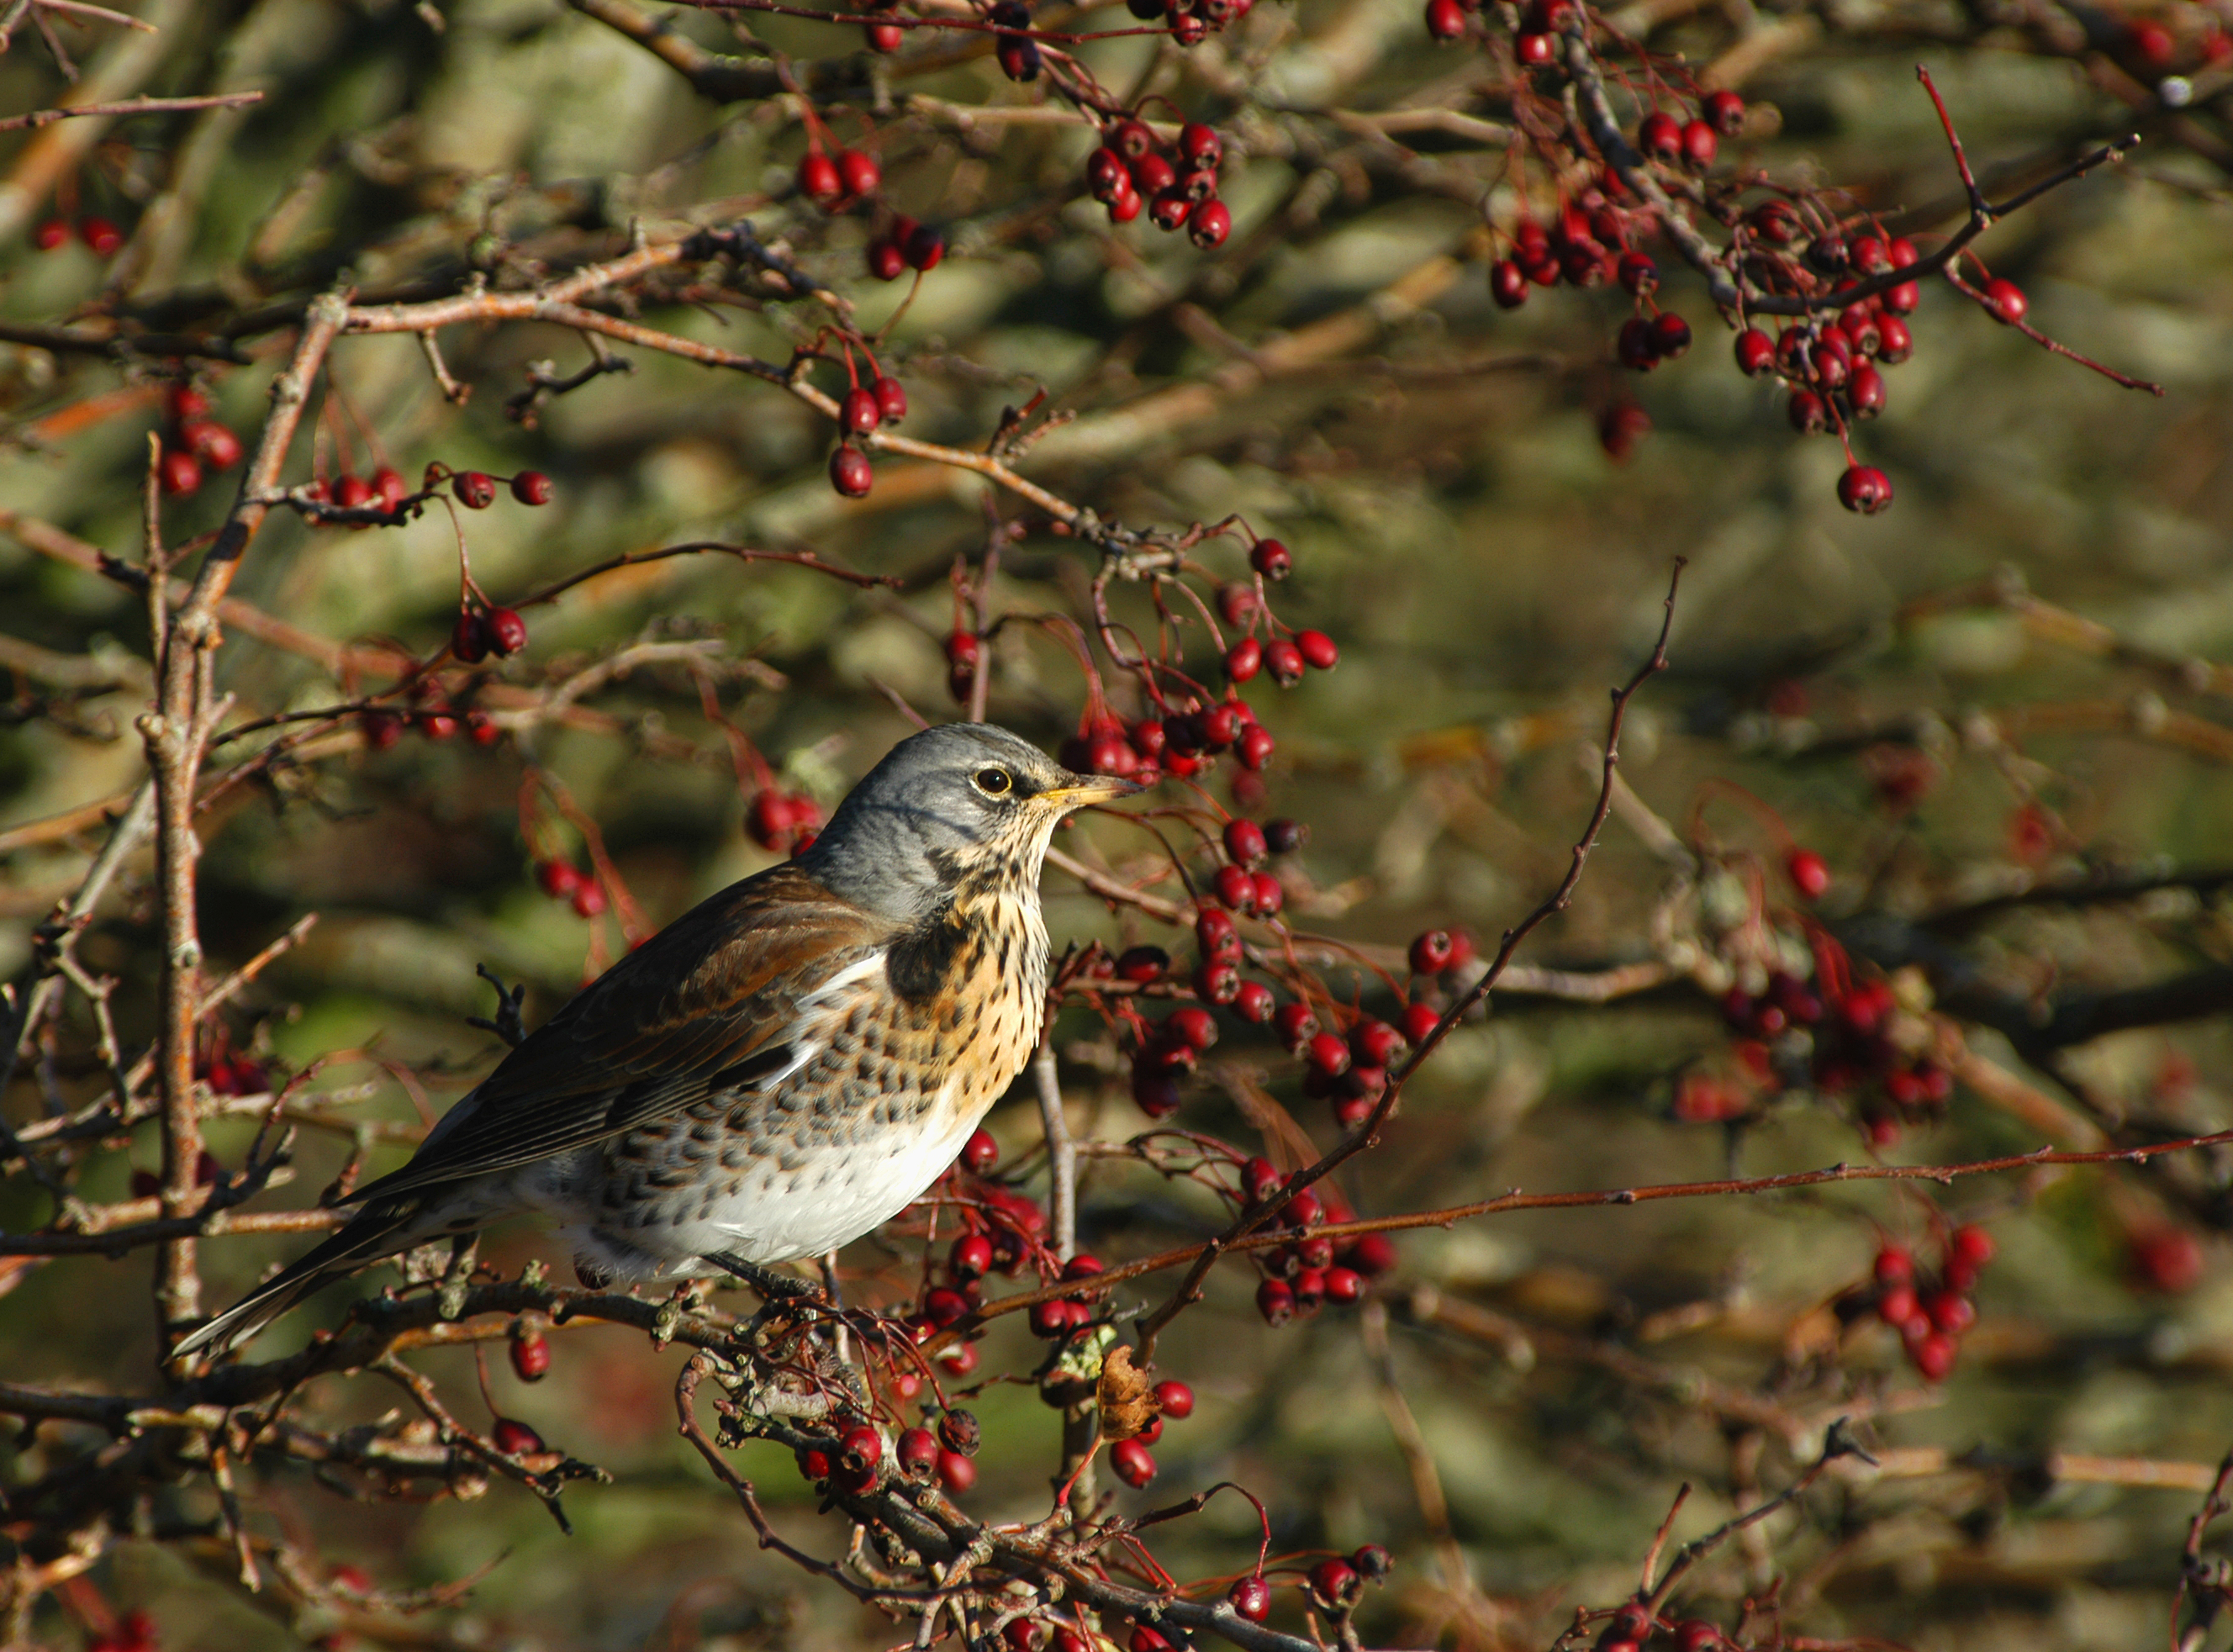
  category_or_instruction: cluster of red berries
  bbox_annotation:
[1688,973,1951,1145]
[155,386,245,498]
[360,697,501,752]
[2118,6,2232,73]
[83,1609,158,1652]
[1586,1604,1743,1652]
[828,374,907,499]
[746,789,824,855]
[1117,0,1251,46]
[1106,1375,1196,1489]
[452,603,529,664]
[1243,1163,1397,1323]
[535,858,609,918]
[1862,1226,1993,1383]
[1082,117,1233,250]
[865,215,944,281]
[801,1407,980,1501]
[796,144,882,214]
[31,214,124,257]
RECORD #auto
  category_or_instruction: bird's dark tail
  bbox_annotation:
[172,1201,431,1359]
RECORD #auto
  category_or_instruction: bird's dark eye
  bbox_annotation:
[974,767,1014,797]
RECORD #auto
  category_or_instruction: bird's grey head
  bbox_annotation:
[799,724,1136,921]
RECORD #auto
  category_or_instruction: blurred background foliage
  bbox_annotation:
[4,0,2233,1648]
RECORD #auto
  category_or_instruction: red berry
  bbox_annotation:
[831,446,874,498]
[1323,1264,1365,1304]
[1637,111,1682,161]
[335,472,375,509]
[1110,1436,1157,1487]
[1948,1224,1995,1273]
[157,447,202,497]
[904,221,946,271]
[1786,847,1831,900]
[2130,1225,2206,1293]
[510,470,553,505]
[1882,279,1921,314]
[1350,1017,1404,1068]
[1115,945,1169,983]
[799,151,842,203]
[1166,1005,1219,1052]
[372,466,408,509]
[1308,1557,1361,1609]
[963,1127,1000,1174]
[1923,1290,1976,1336]
[183,420,245,470]
[1274,1001,1318,1050]
[923,1286,970,1326]
[1877,1283,1918,1327]
[1256,1277,1296,1325]
[1148,190,1192,232]
[937,1449,976,1493]
[1129,1627,1175,1652]
[1424,0,1466,38]
[1233,980,1275,1022]
[509,1332,552,1380]
[1236,725,1275,769]
[1086,146,1130,201]
[1874,1245,1913,1286]
[1153,1379,1194,1419]
[1188,198,1233,250]
[1250,537,1291,579]
[1345,1232,1398,1275]
[78,216,124,256]
[452,471,496,508]
[898,1427,940,1480]
[1295,630,1338,670]
[1679,119,1718,169]
[951,1233,994,1279]
[867,238,906,281]
[1408,930,1454,974]
[1787,390,1828,435]
[837,148,881,198]
[1877,315,1914,364]
[1847,362,1887,419]
[842,386,880,437]
[1212,862,1256,914]
[1703,88,1745,134]
[571,880,607,918]
[32,218,68,251]
[1600,403,1652,461]
[1223,818,1269,866]
[1306,1031,1351,1077]
[1734,327,1775,376]
[1982,277,2027,325]
[1229,1576,1270,1622]
[1490,258,1530,309]
[1616,251,1658,297]
[487,608,528,655]
[1837,465,1893,515]
[1196,905,1241,958]
[491,1418,544,1455]
[451,611,490,663]
[1909,1332,1956,1381]
[837,1422,883,1476]
[866,19,903,49]
[1402,1000,1443,1046]
[1514,29,1555,61]
[797,1445,833,1481]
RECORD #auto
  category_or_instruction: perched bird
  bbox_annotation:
[177,724,1136,1355]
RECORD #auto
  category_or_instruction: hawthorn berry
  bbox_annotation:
[951,1232,994,1279]
[1837,465,1893,515]
[507,1329,552,1381]
[79,216,124,256]
[837,148,881,198]
[1166,1005,1219,1052]
[1490,258,1530,309]
[1650,311,1692,358]
[1514,29,1555,62]
[962,1128,1000,1174]
[1787,391,1828,435]
[867,19,903,48]
[1295,630,1338,670]
[185,420,245,470]
[904,221,946,271]
[572,880,607,918]
[1946,1222,1995,1276]
[1256,1277,1296,1325]
[1424,0,1466,39]
[454,471,498,509]
[1875,1245,1914,1286]
[1703,88,1745,134]
[1308,1558,1362,1610]
[1213,863,1257,913]
[1233,979,1276,1021]
[938,1450,977,1493]
[897,1427,940,1480]
[867,238,906,281]
[1236,725,1275,769]
[1229,1577,1271,1622]
[491,1418,544,1456]
[1877,315,1914,364]
[1111,1436,1157,1486]
[157,447,202,496]
[1129,1626,1175,1652]
[510,470,553,505]
[32,218,67,251]
[1910,1332,1956,1381]
[1188,198,1232,249]
[1116,944,1169,982]
[1305,1032,1352,1077]
[992,1,1042,79]
[335,473,375,509]
[1350,1017,1404,1068]
[487,608,529,655]
[452,611,491,662]
[1345,1232,1398,1275]
[1618,317,1659,372]
[1982,277,2027,325]
[1273,1001,1319,1051]
[799,151,842,203]
[831,446,874,498]
[1615,251,1658,297]
[1786,847,1831,899]
[1679,119,1718,169]
[923,1286,970,1327]
[1638,111,1682,161]
[1196,905,1241,958]
[1848,363,1887,418]
[842,386,880,436]
[1599,403,1651,462]
[1249,537,1291,578]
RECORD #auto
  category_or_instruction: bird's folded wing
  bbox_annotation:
[345,863,894,1202]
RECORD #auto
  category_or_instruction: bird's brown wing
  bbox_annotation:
[345,862,895,1204]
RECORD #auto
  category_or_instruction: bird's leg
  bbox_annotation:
[468,964,529,1048]
[707,1251,824,1303]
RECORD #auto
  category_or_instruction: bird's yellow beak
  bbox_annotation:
[1040,773,1143,810]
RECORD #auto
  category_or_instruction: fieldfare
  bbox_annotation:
[177,723,1137,1355]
